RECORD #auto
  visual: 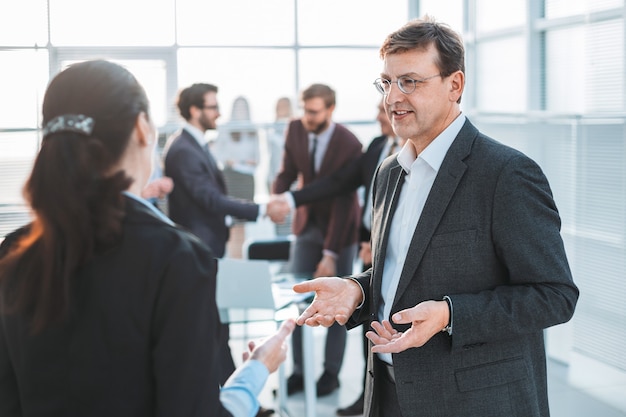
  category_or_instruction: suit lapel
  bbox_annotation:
[392,122,477,304]
[372,164,406,311]
[363,137,388,209]
[183,131,227,191]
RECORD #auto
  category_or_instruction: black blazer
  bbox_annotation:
[0,196,233,416]
[164,129,259,257]
[350,120,579,417]
[291,134,387,243]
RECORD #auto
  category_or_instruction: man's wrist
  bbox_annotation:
[347,277,365,309]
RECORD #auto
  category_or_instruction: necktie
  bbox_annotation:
[387,137,398,157]
[310,136,318,177]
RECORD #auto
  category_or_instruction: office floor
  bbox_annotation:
[229,320,626,417]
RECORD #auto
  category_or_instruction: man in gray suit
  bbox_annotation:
[293,16,579,417]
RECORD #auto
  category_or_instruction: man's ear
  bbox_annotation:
[189,105,201,121]
[449,71,465,103]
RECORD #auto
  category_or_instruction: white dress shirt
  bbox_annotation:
[377,114,465,365]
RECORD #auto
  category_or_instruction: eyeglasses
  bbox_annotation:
[202,104,220,111]
[303,108,325,117]
[373,74,441,95]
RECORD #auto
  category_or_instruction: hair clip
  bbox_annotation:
[42,114,95,139]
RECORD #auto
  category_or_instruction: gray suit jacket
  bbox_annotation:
[350,120,579,417]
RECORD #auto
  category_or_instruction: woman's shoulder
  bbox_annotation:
[0,224,31,259]
[122,197,214,258]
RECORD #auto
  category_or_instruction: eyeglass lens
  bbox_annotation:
[375,77,417,94]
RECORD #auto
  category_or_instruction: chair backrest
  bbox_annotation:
[244,236,292,261]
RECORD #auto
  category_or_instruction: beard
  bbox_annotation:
[305,118,329,134]
[199,114,216,131]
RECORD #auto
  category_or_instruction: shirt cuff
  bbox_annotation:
[220,359,269,417]
[347,277,365,310]
[285,192,296,210]
[257,203,266,220]
[442,295,453,335]
[322,249,338,260]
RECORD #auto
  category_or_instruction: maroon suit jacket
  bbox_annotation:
[272,119,362,254]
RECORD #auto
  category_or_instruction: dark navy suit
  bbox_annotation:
[164,128,258,258]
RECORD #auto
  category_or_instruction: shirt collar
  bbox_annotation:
[308,122,336,143]
[397,113,466,174]
[123,191,175,226]
[184,122,209,147]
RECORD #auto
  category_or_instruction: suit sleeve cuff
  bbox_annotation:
[442,295,453,335]
[257,203,266,220]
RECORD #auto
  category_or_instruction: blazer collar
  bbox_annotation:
[372,163,407,310]
[123,191,174,226]
[183,123,209,148]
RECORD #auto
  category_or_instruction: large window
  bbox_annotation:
[0,0,410,234]
[467,1,626,413]
[49,0,176,46]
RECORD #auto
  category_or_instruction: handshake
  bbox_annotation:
[265,193,293,224]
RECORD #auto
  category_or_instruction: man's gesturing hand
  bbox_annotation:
[293,277,363,327]
[366,300,450,353]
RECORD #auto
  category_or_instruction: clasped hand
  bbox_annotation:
[266,193,291,224]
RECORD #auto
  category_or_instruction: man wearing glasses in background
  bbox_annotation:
[292,17,578,417]
[163,82,284,417]
[273,99,403,415]
[272,83,362,397]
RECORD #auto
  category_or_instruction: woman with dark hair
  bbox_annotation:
[0,60,294,417]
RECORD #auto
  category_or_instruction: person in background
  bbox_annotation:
[0,59,295,417]
[213,95,260,183]
[212,96,260,258]
[267,97,294,190]
[273,99,403,416]
[293,16,579,417]
[272,83,362,397]
[164,84,286,260]
[267,97,294,237]
[163,83,286,417]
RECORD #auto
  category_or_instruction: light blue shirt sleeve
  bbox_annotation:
[220,359,269,417]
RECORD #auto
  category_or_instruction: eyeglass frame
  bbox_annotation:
[373,74,442,95]
[202,104,220,111]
